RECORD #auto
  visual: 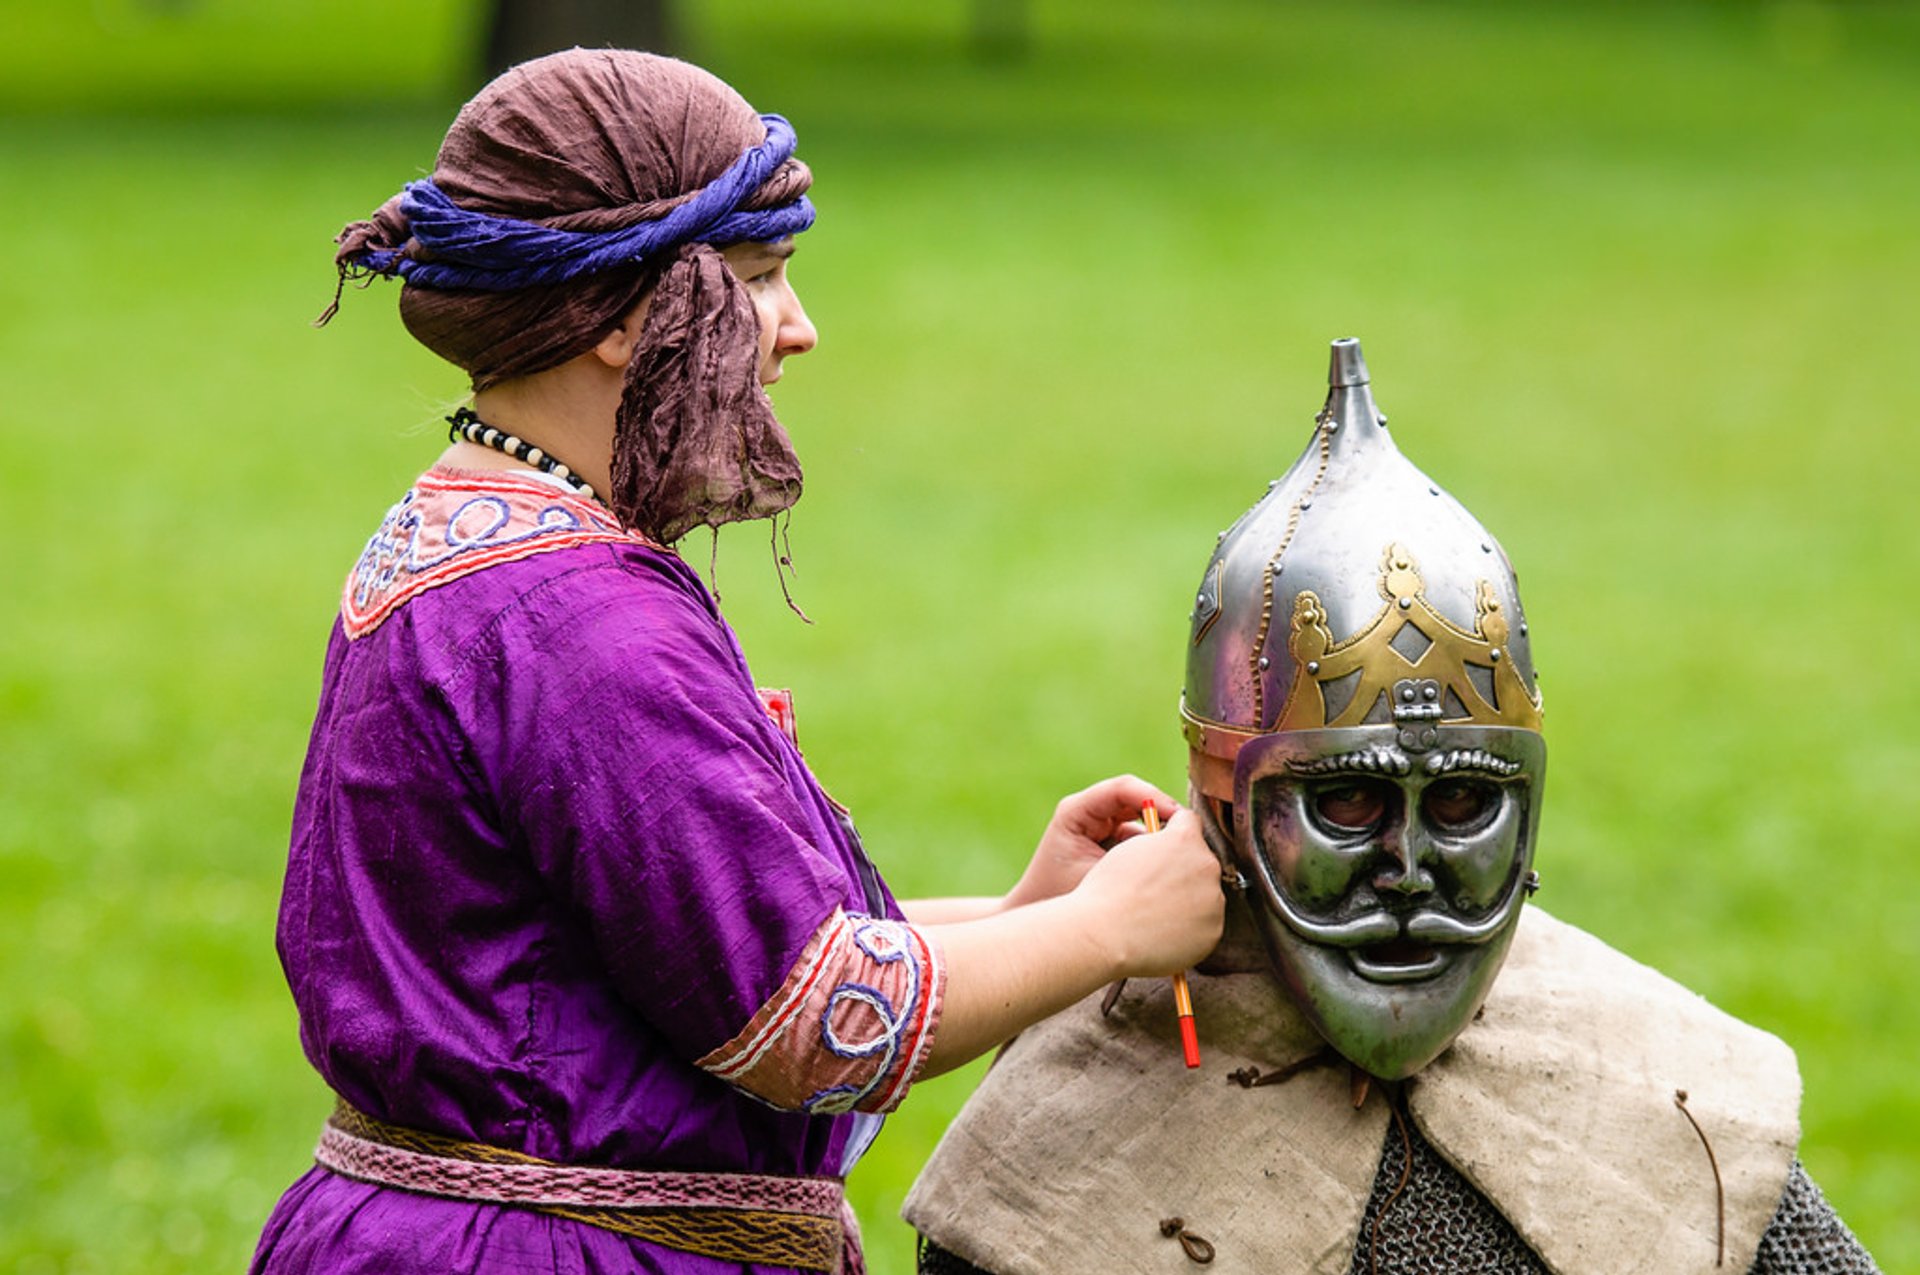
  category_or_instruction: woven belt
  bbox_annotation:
[314,1101,861,1273]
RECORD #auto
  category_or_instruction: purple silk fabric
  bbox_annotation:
[251,508,897,1274]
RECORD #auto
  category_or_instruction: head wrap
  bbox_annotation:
[325,49,815,545]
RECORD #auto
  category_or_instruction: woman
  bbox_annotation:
[252,49,1225,1275]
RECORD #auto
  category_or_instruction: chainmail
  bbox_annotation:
[917,1235,988,1275]
[916,1110,1880,1275]
[1748,1162,1881,1274]
[1342,1101,1545,1274]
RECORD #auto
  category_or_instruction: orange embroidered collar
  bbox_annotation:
[341,466,652,639]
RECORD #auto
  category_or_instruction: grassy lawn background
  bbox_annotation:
[3,2,1915,1271]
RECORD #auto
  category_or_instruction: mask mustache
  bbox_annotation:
[1405,901,1518,944]
[1261,870,1529,948]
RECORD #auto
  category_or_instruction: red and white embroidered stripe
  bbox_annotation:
[870,923,943,1111]
[704,911,855,1084]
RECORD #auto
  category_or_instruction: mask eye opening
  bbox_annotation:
[1419,778,1503,836]
[1306,777,1395,839]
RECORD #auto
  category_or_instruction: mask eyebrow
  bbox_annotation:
[1284,746,1412,778]
[1421,748,1523,778]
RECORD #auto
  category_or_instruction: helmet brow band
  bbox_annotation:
[1283,747,1412,778]
[1421,749,1523,778]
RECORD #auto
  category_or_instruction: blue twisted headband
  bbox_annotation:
[348,114,815,292]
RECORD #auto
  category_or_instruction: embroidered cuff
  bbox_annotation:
[697,909,945,1115]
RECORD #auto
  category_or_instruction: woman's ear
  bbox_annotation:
[591,295,651,369]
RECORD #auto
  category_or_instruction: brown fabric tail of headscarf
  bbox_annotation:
[610,242,804,546]
[317,194,412,326]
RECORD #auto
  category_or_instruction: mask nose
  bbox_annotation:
[1373,820,1436,897]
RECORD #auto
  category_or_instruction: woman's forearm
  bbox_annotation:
[901,896,1006,926]
[918,893,1117,1077]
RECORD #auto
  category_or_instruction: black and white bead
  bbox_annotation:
[447,407,598,502]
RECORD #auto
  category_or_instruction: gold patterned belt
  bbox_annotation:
[315,1101,860,1272]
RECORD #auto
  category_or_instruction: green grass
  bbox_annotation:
[3,1,1918,1271]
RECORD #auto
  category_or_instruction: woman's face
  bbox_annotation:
[722,238,817,385]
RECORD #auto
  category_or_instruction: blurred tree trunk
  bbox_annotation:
[482,0,680,80]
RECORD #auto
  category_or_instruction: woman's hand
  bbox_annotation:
[1066,806,1225,978]
[919,802,1225,1075]
[1003,774,1181,912]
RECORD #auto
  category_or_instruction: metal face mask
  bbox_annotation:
[1182,338,1546,1081]
[1231,725,1544,1078]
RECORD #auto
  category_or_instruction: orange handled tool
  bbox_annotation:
[1142,803,1202,1069]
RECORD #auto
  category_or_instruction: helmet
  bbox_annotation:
[1181,338,1546,1080]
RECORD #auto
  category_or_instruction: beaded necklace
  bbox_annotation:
[447,407,598,503]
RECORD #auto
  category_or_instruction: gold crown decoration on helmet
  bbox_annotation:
[1275,542,1543,737]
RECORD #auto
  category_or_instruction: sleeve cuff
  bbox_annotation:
[697,908,946,1115]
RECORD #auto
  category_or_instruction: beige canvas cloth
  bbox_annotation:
[904,907,1799,1275]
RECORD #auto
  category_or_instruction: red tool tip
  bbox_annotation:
[1178,1015,1201,1069]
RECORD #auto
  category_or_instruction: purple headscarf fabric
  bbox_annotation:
[324,50,813,545]
[345,116,813,292]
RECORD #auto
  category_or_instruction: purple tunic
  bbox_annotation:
[252,468,925,1274]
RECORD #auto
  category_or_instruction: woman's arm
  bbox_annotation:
[901,897,1006,925]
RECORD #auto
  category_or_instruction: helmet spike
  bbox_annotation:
[1329,336,1369,387]
[1321,338,1390,464]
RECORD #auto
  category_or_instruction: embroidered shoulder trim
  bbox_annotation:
[698,909,946,1116]
[342,469,650,639]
